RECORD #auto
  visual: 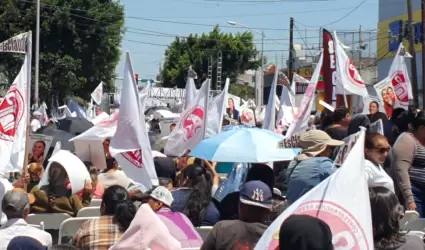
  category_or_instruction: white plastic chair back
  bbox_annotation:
[58,217,97,244]
[26,213,71,230]
[405,218,425,231]
[196,226,213,240]
[29,221,45,231]
[77,207,101,217]
[89,199,102,207]
[399,210,420,229]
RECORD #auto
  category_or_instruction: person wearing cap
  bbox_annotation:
[201,181,272,250]
[31,111,42,132]
[286,130,344,204]
[0,189,52,248]
[145,186,203,248]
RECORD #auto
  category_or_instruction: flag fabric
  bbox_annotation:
[334,32,368,97]
[184,77,199,110]
[37,102,49,126]
[387,43,412,109]
[165,79,210,156]
[110,52,158,188]
[68,98,87,118]
[255,129,373,250]
[262,69,278,131]
[285,52,323,137]
[91,82,103,105]
[206,78,229,138]
[321,29,337,106]
[370,119,384,136]
[276,73,296,130]
[70,111,119,141]
[0,32,31,173]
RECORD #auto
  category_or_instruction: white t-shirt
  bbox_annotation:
[365,159,395,193]
[0,177,13,225]
[30,119,41,132]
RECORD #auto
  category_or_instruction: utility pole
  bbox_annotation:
[407,0,419,107]
[422,0,425,109]
[35,0,40,110]
[288,17,294,82]
[359,25,362,75]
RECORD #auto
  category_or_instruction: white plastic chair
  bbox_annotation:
[404,218,425,231]
[399,210,420,229]
[26,213,71,230]
[89,199,102,207]
[29,221,45,231]
[196,226,213,240]
[58,217,97,244]
[77,207,101,217]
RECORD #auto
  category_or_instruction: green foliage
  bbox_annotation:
[162,26,260,89]
[229,83,254,100]
[0,0,124,103]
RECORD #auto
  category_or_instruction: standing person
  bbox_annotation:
[368,101,389,124]
[169,123,176,134]
[145,186,203,248]
[201,181,271,250]
[73,186,137,250]
[370,187,425,249]
[30,112,42,132]
[0,189,52,248]
[172,164,220,226]
[286,130,344,204]
[392,111,425,216]
[324,107,351,140]
[103,139,112,159]
[384,108,405,146]
[364,133,395,192]
[226,98,239,120]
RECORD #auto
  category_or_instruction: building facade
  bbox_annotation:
[377,0,423,106]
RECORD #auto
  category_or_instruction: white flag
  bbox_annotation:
[276,73,297,129]
[262,70,278,131]
[91,82,103,105]
[37,102,49,126]
[184,77,199,110]
[387,43,412,109]
[0,32,31,173]
[255,129,373,250]
[110,52,158,188]
[286,52,323,137]
[206,78,229,138]
[71,111,119,141]
[165,79,210,156]
[334,32,368,97]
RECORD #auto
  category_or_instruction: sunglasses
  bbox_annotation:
[374,147,390,154]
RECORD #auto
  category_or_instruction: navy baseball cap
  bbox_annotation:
[240,180,273,209]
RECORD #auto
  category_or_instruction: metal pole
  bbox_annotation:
[35,0,40,110]
[260,32,264,107]
[407,0,419,107]
[288,17,294,82]
[422,0,425,109]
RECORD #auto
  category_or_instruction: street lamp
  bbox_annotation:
[227,20,264,108]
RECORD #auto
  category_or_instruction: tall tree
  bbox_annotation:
[162,26,260,88]
[0,0,124,104]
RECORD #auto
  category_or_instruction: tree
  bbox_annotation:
[0,0,124,105]
[161,26,260,89]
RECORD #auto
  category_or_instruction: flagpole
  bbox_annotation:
[202,79,211,139]
[23,32,33,191]
[34,0,40,110]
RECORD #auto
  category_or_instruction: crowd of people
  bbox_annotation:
[1,101,425,250]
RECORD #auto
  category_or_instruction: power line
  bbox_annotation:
[294,0,368,28]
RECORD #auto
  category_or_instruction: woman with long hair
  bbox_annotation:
[392,110,425,216]
[31,162,92,216]
[365,133,394,192]
[73,185,137,249]
[172,164,220,226]
[368,101,389,124]
[98,158,131,189]
[369,186,425,249]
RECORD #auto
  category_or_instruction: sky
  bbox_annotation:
[115,0,380,80]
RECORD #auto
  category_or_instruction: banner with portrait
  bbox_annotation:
[374,77,405,118]
[28,134,53,165]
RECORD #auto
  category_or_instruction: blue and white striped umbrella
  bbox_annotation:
[190,127,300,163]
